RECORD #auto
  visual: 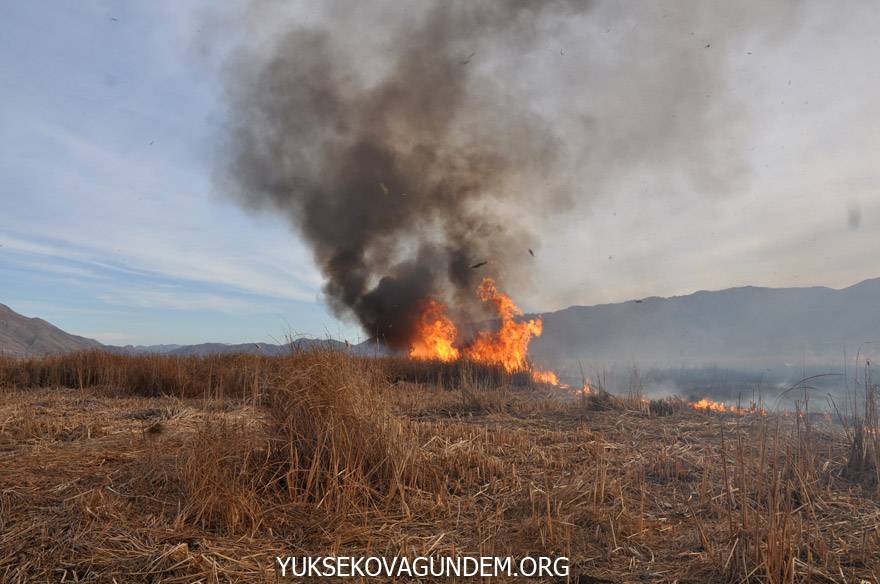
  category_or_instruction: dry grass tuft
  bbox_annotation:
[262,351,425,512]
[173,419,271,535]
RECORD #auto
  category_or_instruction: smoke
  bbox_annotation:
[222,1,588,346]
[220,0,806,345]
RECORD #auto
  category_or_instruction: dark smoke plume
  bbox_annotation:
[224,1,589,346]
[222,0,808,344]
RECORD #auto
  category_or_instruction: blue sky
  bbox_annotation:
[1,1,878,345]
[0,2,359,344]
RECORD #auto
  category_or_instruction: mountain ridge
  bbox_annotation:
[529,277,880,366]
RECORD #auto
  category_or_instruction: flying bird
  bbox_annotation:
[460,51,475,65]
[528,248,535,257]
[470,260,488,269]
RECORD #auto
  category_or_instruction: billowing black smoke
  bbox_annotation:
[221,0,814,345]
[223,1,589,346]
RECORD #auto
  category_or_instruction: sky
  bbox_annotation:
[0,1,878,345]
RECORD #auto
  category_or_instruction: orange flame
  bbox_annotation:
[408,278,569,387]
[408,298,460,362]
[689,398,766,416]
[464,278,544,373]
[532,370,560,385]
[690,398,730,413]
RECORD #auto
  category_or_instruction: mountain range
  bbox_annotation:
[2,277,878,366]
[530,277,880,367]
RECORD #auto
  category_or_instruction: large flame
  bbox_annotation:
[408,298,460,362]
[408,277,562,386]
[463,278,543,373]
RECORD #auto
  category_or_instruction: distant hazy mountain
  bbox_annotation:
[106,339,354,356]
[163,339,349,356]
[531,277,880,367]
[0,303,102,357]
[110,344,183,355]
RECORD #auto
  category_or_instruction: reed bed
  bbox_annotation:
[0,350,274,399]
[0,350,878,582]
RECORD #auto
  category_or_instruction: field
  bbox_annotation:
[1,351,879,583]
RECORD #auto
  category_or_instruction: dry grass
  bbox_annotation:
[0,350,274,399]
[0,350,878,582]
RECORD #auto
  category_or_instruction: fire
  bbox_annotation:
[532,370,560,385]
[690,398,730,413]
[464,278,543,373]
[408,277,567,387]
[689,398,766,416]
[408,298,460,362]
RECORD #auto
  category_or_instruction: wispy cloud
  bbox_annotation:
[96,286,284,314]
[0,257,103,281]
[0,228,318,303]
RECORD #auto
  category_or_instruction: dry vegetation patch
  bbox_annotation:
[0,351,878,583]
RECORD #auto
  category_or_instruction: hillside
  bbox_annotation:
[0,303,101,357]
